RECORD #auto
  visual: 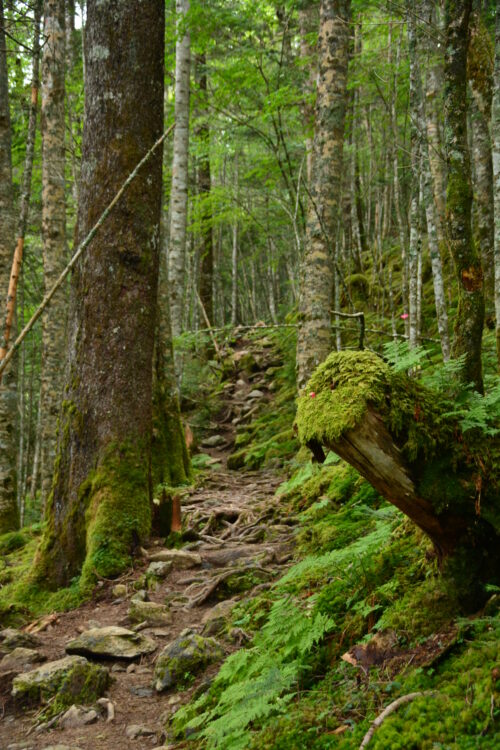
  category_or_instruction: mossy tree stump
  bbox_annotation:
[296,351,500,610]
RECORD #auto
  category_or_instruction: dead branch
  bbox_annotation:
[359,692,436,749]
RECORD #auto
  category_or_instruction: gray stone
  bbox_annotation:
[125,724,156,739]
[147,560,173,579]
[201,434,226,447]
[11,655,109,706]
[66,626,157,660]
[59,704,99,729]
[41,747,84,750]
[0,647,45,672]
[0,628,40,652]
[148,548,202,569]
[128,600,172,627]
[129,685,154,698]
[154,633,224,692]
[7,744,33,750]
[201,599,237,636]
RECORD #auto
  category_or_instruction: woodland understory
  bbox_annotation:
[0,0,499,749]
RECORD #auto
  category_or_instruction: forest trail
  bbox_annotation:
[0,336,295,750]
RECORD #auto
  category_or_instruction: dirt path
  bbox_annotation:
[1,339,294,750]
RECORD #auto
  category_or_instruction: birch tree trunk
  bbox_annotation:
[296,0,351,390]
[407,2,421,349]
[34,0,164,590]
[493,3,500,366]
[40,0,67,507]
[168,0,191,343]
[444,0,484,392]
[0,0,19,534]
[195,53,213,327]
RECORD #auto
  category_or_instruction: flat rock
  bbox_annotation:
[201,434,226,447]
[0,628,40,652]
[154,633,224,692]
[125,724,156,739]
[128,600,172,627]
[66,626,156,660]
[147,560,173,579]
[12,655,109,706]
[148,548,202,569]
[59,704,99,729]
[129,685,154,698]
[0,647,45,672]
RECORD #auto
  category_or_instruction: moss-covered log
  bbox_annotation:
[296,351,500,609]
[33,0,164,591]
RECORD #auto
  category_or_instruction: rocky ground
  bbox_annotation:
[0,334,295,750]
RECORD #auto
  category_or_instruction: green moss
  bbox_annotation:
[0,530,28,555]
[79,441,152,591]
[296,351,389,446]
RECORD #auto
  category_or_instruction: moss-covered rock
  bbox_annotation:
[11,655,110,708]
[154,632,224,692]
[65,626,157,660]
[127,600,172,627]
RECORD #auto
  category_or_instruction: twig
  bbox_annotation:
[0,122,175,384]
[359,692,436,749]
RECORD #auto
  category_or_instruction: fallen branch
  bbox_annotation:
[0,122,175,384]
[359,692,436,749]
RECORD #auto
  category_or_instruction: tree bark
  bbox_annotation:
[40,0,67,507]
[444,0,484,392]
[0,0,19,534]
[296,0,351,390]
[494,4,500,366]
[296,350,500,611]
[34,0,164,590]
[195,53,213,327]
[168,0,191,345]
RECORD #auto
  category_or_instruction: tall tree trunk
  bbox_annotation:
[0,0,19,534]
[34,0,164,590]
[299,1,317,187]
[195,53,213,327]
[40,0,67,507]
[444,0,484,392]
[296,0,351,389]
[493,4,500,366]
[168,0,191,344]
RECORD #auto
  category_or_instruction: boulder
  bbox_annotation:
[248,389,265,399]
[128,600,172,627]
[0,628,40,652]
[148,549,202,569]
[154,632,224,692]
[11,655,109,707]
[146,560,173,579]
[66,626,156,660]
[201,600,237,637]
[201,434,226,448]
[0,647,45,672]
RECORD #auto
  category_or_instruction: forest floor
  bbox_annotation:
[0,334,295,750]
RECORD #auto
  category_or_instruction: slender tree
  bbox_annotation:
[40,0,67,506]
[168,0,191,343]
[0,0,19,534]
[34,0,164,590]
[444,0,484,392]
[296,0,351,389]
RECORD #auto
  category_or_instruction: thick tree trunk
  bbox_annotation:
[168,0,191,343]
[296,0,350,390]
[40,0,67,507]
[0,0,19,534]
[444,0,484,392]
[492,4,500,366]
[34,0,164,591]
[296,351,500,611]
